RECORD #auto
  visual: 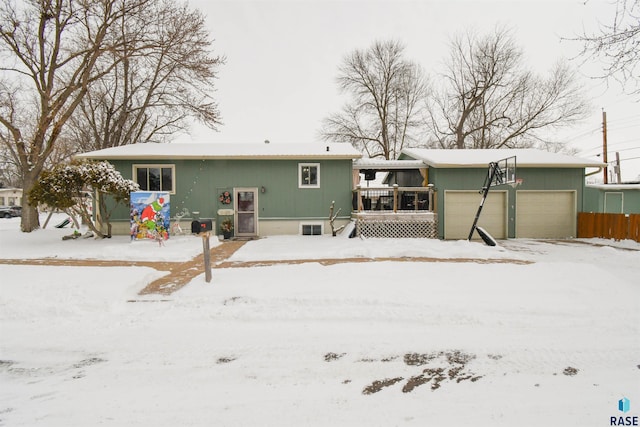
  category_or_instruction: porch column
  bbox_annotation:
[419,168,428,186]
[353,170,363,212]
[428,184,434,212]
[393,184,398,213]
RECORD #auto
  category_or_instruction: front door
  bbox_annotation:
[235,188,258,237]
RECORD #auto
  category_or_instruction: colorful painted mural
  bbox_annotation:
[130,191,170,241]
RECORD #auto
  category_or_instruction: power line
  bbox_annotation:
[619,155,640,162]
[604,115,639,126]
[563,126,600,143]
[563,120,638,146]
[579,138,639,153]
[607,123,640,133]
[614,146,640,153]
[610,137,640,144]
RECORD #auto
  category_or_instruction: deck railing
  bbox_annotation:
[353,185,435,213]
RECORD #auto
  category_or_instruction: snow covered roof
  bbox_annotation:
[353,158,426,170]
[401,148,605,169]
[587,183,640,190]
[76,142,362,161]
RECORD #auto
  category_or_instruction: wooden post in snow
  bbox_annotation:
[202,232,212,283]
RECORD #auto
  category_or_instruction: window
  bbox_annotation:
[300,222,323,235]
[133,165,175,193]
[298,163,320,188]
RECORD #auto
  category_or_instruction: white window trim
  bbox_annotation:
[299,221,323,236]
[298,163,320,188]
[132,164,176,194]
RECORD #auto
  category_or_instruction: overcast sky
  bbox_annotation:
[180,0,640,182]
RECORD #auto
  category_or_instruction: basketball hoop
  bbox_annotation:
[470,156,517,243]
[509,178,523,189]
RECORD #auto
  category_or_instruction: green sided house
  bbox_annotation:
[583,183,640,214]
[378,148,606,239]
[77,142,362,237]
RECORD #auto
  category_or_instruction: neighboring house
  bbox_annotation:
[391,148,606,239]
[0,187,22,207]
[583,183,640,214]
[77,142,362,237]
[580,183,640,242]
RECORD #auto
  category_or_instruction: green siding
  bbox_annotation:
[108,158,353,229]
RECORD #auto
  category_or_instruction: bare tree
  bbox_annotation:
[0,0,138,231]
[0,143,20,188]
[0,0,222,232]
[0,79,21,187]
[571,0,639,95]
[69,0,223,152]
[427,27,589,150]
[321,40,429,160]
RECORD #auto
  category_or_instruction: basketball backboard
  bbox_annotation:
[489,156,516,187]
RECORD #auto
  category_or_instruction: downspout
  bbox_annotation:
[585,167,604,177]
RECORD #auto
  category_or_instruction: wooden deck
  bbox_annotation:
[352,186,438,238]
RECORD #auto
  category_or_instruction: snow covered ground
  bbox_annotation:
[1,214,639,426]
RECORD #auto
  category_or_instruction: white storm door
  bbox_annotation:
[235,188,258,236]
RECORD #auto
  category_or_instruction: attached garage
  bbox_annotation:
[515,191,576,238]
[444,191,507,240]
[399,148,606,240]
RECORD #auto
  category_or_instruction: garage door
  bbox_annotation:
[444,191,507,240]
[516,191,576,238]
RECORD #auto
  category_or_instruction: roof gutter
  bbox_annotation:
[76,154,361,161]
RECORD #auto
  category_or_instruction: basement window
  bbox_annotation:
[300,222,323,236]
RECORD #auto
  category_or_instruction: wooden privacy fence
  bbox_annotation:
[577,212,640,242]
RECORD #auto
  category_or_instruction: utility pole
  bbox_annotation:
[615,151,622,183]
[602,110,608,184]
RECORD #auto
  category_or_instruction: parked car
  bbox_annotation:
[0,206,21,218]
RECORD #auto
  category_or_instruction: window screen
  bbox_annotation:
[299,163,320,188]
[301,224,322,235]
[134,166,174,192]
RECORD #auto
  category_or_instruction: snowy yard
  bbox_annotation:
[0,214,639,426]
